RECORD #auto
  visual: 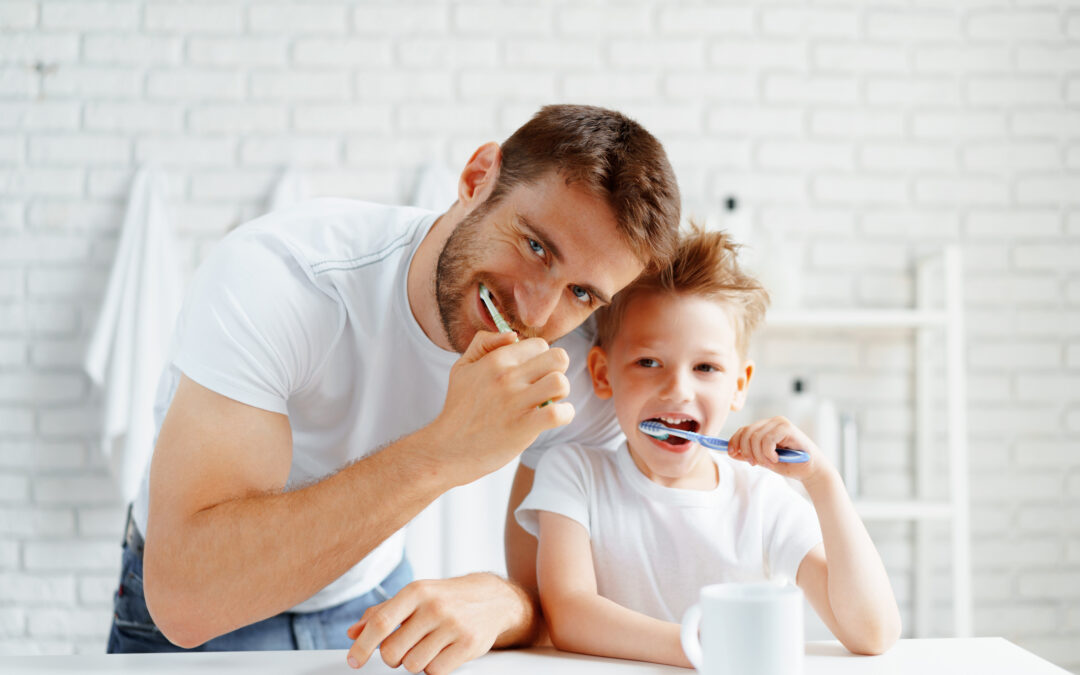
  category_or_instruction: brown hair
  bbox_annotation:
[487,104,680,271]
[594,224,770,356]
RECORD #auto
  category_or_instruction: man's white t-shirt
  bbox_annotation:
[131,198,621,613]
[515,442,823,622]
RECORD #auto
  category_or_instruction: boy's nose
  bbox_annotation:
[658,370,694,403]
[514,281,561,330]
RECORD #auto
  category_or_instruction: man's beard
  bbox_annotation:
[434,206,494,353]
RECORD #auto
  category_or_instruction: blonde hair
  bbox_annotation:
[594,223,769,356]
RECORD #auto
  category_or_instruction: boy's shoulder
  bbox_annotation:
[721,454,808,502]
[535,442,621,478]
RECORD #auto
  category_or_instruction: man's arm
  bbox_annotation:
[144,375,450,648]
[503,463,545,644]
[145,330,573,649]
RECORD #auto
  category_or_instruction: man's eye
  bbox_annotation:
[571,285,593,304]
[637,358,658,368]
[527,238,546,258]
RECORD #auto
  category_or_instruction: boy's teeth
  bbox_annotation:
[659,416,692,424]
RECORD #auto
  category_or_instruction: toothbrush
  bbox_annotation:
[479,284,514,334]
[638,420,810,464]
[479,284,551,407]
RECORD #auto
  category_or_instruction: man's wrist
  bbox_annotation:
[485,573,542,648]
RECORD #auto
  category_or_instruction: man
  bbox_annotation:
[107,105,680,674]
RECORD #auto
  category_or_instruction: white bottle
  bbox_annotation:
[787,378,840,469]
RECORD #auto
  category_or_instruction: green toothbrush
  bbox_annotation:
[479,284,513,334]
[479,284,551,407]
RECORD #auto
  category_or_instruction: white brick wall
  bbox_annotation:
[2,0,1078,669]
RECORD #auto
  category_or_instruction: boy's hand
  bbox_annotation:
[727,416,831,484]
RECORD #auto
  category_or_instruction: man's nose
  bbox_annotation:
[514,280,561,330]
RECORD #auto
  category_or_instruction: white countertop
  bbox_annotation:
[0,639,1069,674]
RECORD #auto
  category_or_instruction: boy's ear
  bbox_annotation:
[457,142,501,209]
[730,359,754,412]
[587,345,613,400]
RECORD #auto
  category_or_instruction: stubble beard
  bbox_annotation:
[434,207,487,354]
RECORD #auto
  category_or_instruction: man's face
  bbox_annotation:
[435,172,644,353]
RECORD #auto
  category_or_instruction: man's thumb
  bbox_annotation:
[460,329,517,363]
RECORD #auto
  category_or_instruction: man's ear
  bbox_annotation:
[457,142,501,209]
[587,345,613,400]
[731,359,754,412]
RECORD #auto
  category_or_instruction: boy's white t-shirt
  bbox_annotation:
[131,198,621,613]
[515,442,823,622]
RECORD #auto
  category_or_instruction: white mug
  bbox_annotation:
[680,582,804,675]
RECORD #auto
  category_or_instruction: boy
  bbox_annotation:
[515,228,901,667]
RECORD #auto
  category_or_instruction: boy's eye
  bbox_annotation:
[571,285,593,304]
[526,238,547,259]
[636,358,659,368]
[695,364,720,373]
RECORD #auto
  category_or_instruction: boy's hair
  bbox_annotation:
[486,104,681,272]
[594,224,770,356]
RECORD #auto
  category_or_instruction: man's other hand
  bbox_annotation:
[345,573,527,675]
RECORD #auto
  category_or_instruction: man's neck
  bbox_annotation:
[406,207,459,352]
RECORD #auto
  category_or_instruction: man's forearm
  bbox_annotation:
[145,429,450,648]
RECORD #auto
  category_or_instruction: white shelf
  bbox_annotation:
[854,500,953,521]
[765,248,970,639]
[767,309,949,329]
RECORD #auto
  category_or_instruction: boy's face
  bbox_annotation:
[588,291,753,487]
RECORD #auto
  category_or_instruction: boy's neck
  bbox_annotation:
[626,445,719,491]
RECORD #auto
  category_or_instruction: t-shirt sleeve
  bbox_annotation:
[761,475,824,584]
[519,323,622,470]
[515,444,594,539]
[172,231,343,415]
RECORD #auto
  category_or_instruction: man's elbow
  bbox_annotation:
[143,565,214,649]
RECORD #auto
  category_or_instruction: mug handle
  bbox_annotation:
[680,603,704,671]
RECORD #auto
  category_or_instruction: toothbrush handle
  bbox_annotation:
[693,433,729,451]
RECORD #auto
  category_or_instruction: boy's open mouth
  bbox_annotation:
[644,417,699,446]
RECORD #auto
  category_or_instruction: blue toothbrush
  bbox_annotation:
[638,420,810,464]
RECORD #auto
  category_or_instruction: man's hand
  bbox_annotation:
[424,330,575,487]
[345,573,530,675]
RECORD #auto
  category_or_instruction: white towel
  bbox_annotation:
[84,166,183,501]
[266,168,311,213]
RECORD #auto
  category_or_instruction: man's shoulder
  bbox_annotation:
[552,315,598,357]
[234,198,435,274]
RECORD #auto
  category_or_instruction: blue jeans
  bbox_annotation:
[106,543,414,653]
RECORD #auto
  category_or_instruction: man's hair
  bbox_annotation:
[594,224,770,357]
[488,104,680,271]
